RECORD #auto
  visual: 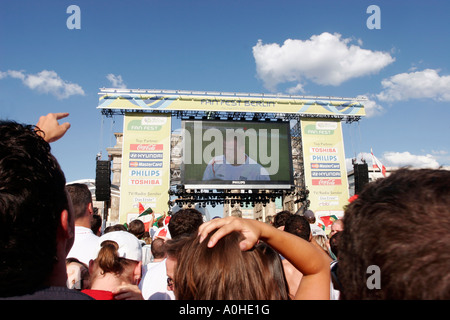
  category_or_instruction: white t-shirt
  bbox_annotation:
[139,259,175,300]
[202,155,270,181]
[67,226,100,266]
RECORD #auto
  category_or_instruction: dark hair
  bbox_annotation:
[150,238,166,259]
[104,223,127,234]
[66,183,92,221]
[284,215,311,241]
[168,208,204,239]
[273,210,293,228]
[128,219,146,239]
[0,121,68,297]
[329,231,341,258]
[338,168,450,299]
[174,230,289,300]
[91,214,102,235]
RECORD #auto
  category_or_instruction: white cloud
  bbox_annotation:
[377,69,450,102]
[431,150,448,156]
[106,73,127,89]
[0,69,84,99]
[383,151,440,169]
[286,83,305,95]
[360,96,385,118]
[252,32,395,91]
[346,151,442,171]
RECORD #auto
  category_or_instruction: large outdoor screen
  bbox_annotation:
[181,120,294,189]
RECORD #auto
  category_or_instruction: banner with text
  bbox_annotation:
[119,113,171,224]
[301,118,349,221]
[98,93,365,118]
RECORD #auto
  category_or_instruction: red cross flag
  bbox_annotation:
[371,148,386,177]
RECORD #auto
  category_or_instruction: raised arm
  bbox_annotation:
[198,216,330,300]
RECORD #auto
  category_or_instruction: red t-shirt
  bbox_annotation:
[81,289,115,300]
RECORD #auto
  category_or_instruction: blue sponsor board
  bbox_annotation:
[311,171,341,177]
[129,161,163,168]
[130,169,161,177]
[130,152,164,160]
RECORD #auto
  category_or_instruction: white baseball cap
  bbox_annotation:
[96,231,142,262]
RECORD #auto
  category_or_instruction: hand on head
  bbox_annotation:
[198,216,263,251]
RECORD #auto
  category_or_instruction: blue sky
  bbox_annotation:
[1,1,449,194]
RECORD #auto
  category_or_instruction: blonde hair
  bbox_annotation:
[313,235,331,256]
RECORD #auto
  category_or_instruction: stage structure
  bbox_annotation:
[97,88,366,225]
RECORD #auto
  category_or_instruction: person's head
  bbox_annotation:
[273,210,293,230]
[128,219,146,240]
[0,121,72,297]
[104,223,127,234]
[338,168,450,300]
[329,231,341,258]
[66,183,93,222]
[89,231,142,286]
[151,238,167,260]
[330,219,344,237]
[168,208,204,239]
[312,235,329,256]
[91,214,102,236]
[66,258,90,290]
[284,215,311,241]
[164,235,191,292]
[303,210,316,224]
[174,230,288,300]
[223,135,246,165]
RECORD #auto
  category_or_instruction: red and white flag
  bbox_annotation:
[371,148,386,177]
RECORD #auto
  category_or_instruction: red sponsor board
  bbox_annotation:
[312,179,342,186]
[129,144,164,151]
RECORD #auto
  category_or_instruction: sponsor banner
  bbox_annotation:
[130,144,164,151]
[311,171,341,178]
[130,152,164,159]
[301,118,349,217]
[128,179,162,185]
[119,113,171,224]
[311,163,340,169]
[312,179,342,185]
[98,92,366,117]
[129,161,163,168]
[129,169,161,177]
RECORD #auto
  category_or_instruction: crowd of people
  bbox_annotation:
[1,113,449,300]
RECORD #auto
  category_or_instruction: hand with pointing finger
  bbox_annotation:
[35,112,71,143]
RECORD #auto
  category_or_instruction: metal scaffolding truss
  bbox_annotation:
[100,108,361,123]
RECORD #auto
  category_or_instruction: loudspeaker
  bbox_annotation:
[354,163,369,194]
[95,160,111,201]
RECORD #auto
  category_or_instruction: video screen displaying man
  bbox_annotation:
[181,120,293,189]
[202,135,270,181]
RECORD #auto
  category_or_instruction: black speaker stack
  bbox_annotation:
[354,162,369,194]
[95,160,111,201]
